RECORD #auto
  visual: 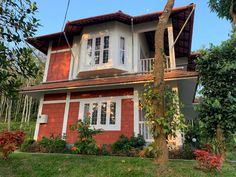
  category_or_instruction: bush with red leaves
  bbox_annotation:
[0,131,25,159]
[194,149,222,172]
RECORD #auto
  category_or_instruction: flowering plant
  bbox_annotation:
[194,149,222,172]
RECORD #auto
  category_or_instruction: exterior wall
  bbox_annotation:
[35,88,136,146]
[46,51,71,81]
[38,103,65,140]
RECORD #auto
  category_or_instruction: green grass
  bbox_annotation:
[0,153,236,177]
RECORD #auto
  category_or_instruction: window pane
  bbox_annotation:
[110,102,116,124]
[120,51,125,64]
[91,103,98,125]
[103,50,109,63]
[120,37,125,50]
[104,36,109,49]
[94,51,100,64]
[100,102,107,125]
[95,37,101,50]
[87,39,93,57]
[84,103,90,118]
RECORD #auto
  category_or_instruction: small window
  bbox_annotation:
[84,103,90,117]
[91,103,98,125]
[120,37,125,64]
[110,102,116,124]
[100,102,107,125]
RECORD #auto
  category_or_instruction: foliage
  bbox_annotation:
[0,130,25,159]
[0,0,40,97]
[184,120,201,148]
[38,135,66,153]
[111,134,146,155]
[71,114,102,155]
[20,138,40,152]
[208,0,236,22]
[0,121,35,138]
[111,135,131,154]
[141,84,186,139]
[169,144,195,160]
[194,149,222,172]
[226,134,236,152]
[196,35,236,138]
[74,139,98,155]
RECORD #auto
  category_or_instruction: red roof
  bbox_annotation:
[27,3,195,57]
[22,70,198,93]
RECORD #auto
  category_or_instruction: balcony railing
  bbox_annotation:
[139,57,185,73]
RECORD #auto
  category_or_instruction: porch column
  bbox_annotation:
[172,83,183,147]
[34,97,44,140]
[167,20,176,69]
[133,88,139,135]
[61,92,71,140]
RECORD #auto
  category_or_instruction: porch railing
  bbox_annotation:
[139,57,184,73]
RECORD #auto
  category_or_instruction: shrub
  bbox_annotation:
[98,144,111,155]
[20,139,40,152]
[194,149,222,172]
[0,131,25,159]
[20,139,35,152]
[111,135,130,154]
[169,144,195,159]
[111,134,146,155]
[129,134,146,149]
[71,115,102,155]
[39,135,66,153]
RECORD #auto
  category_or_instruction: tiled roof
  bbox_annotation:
[27,3,195,57]
[22,70,198,93]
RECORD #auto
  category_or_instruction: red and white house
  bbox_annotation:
[23,4,198,147]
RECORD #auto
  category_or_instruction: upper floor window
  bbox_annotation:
[86,36,110,65]
[120,37,125,64]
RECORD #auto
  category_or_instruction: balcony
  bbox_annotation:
[138,57,192,73]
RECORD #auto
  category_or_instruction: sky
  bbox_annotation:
[35,0,232,51]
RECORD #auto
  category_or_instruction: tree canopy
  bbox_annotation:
[208,0,236,25]
[0,0,40,97]
[196,35,236,137]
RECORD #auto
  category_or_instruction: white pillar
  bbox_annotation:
[34,97,44,141]
[167,21,176,69]
[61,92,71,140]
[133,88,139,135]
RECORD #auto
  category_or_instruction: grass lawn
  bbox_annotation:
[0,153,236,177]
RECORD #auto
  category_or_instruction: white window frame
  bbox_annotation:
[85,35,110,67]
[78,97,121,131]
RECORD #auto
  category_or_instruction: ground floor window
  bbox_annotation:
[79,98,121,130]
[139,108,153,142]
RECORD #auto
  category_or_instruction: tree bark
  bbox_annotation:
[230,0,236,27]
[216,126,225,162]
[153,0,175,168]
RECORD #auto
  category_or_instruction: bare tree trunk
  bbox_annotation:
[7,100,12,131]
[0,95,6,120]
[27,97,32,124]
[153,0,175,168]
[216,126,225,162]
[230,0,236,27]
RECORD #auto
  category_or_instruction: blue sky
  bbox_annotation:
[35,0,232,51]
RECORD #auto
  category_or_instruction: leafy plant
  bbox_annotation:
[71,114,102,155]
[111,134,146,155]
[0,131,25,159]
[39,135,66,153]
[194,149,222,172]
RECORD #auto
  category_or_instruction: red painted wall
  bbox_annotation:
[47,51,71,81]
[71,88,133,99]
[44,93,67,101]
[66,102,80,144]
[38,103,65,140]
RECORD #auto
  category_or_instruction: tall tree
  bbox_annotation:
[153,0,174,167]
[208,0,236,26]
[196,35,236,161]
[0,0,40,97]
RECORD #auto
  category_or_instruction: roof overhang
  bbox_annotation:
[27,3,195,56]
[21,70,198,94]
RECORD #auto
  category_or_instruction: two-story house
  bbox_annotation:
[23,3,198,147]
